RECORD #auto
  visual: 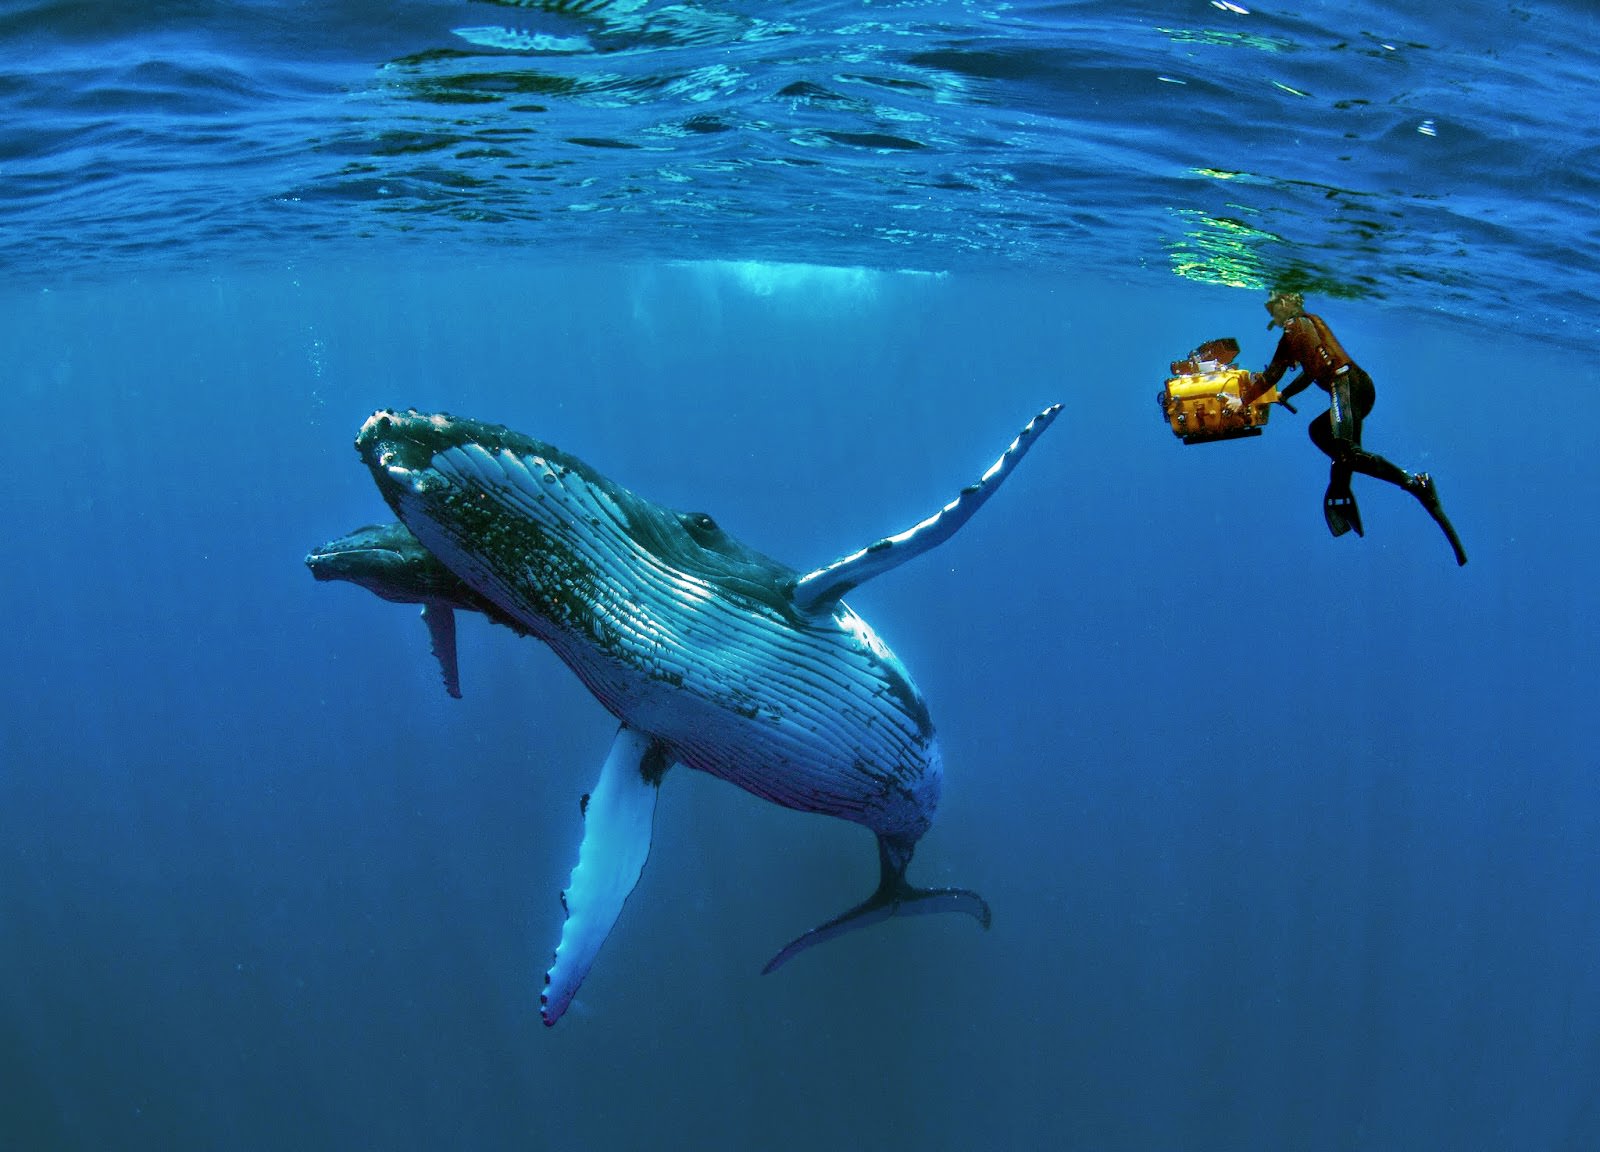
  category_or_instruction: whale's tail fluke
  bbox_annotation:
[761,835,991,975]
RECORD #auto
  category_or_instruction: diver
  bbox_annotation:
[1246,291,1468,566]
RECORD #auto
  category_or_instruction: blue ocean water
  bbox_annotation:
[2,2,1598,1150]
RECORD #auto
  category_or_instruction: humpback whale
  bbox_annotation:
[306,521,525,697]
[337,403,1060,1024]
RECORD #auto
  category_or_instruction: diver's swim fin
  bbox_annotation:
[1324,485,1363,538]
[1410,473,1468,566]
[760,836,991,974]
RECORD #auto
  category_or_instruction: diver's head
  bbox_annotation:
[1265,290,1304,329]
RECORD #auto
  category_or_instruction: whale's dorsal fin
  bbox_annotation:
[420,602,461,699]
[541,724,670,1026]
[792,403,1061,615]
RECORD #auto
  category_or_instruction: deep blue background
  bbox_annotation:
[2,260,1596,1150]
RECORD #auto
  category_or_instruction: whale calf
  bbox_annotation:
[306,521,525,697]
[333,403,1059,1024]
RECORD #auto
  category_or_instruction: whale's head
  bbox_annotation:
[354,410,803,638]
[305,521,463,605]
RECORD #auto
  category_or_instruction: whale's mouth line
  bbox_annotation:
[304,545,409,582]
[307,546,404,563]
[373,451,435,498]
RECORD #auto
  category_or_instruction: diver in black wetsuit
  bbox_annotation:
[1247,291,1468,566]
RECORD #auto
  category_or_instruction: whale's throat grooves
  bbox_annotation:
[390,439,937,839]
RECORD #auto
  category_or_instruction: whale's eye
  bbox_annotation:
[681,511,720,542]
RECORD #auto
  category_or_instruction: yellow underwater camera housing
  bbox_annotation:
[1159,337,1280,444]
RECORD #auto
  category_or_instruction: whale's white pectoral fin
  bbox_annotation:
[420,602,461,699]
[792,402,1062,614]
[541,724,668,1026]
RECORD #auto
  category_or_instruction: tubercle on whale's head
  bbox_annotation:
[357,409,470,483]
[356,409,586,479]
[354,409,806,623]
[354,409,568,512]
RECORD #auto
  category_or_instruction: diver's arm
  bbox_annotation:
[1256,326,1303,390]
[1240,360,1298,406]
[1243,323,1307,409]
[1277,370,1315,405]
[1237,373,1268,406]
[1239,371,1300,411]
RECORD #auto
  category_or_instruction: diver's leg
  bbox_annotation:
[1334,369,1412,490]
[1310,412,1361,537]
[1344,445,1412,488]
[1344,371,1465,563]
[1329,373,1359,443]
[1308,406,1337,461]
[1407,473,1469,566]
[1343,443,1410,487]
[1324,462,1361,538]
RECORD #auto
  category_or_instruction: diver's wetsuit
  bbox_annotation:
[1259,313,1410,503]
[1257,310,1467,565]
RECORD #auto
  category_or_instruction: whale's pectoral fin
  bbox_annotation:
[541,725,670,1026]
[761,835,991,975]
[419,603,462,698]
[792,403,1062,614]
